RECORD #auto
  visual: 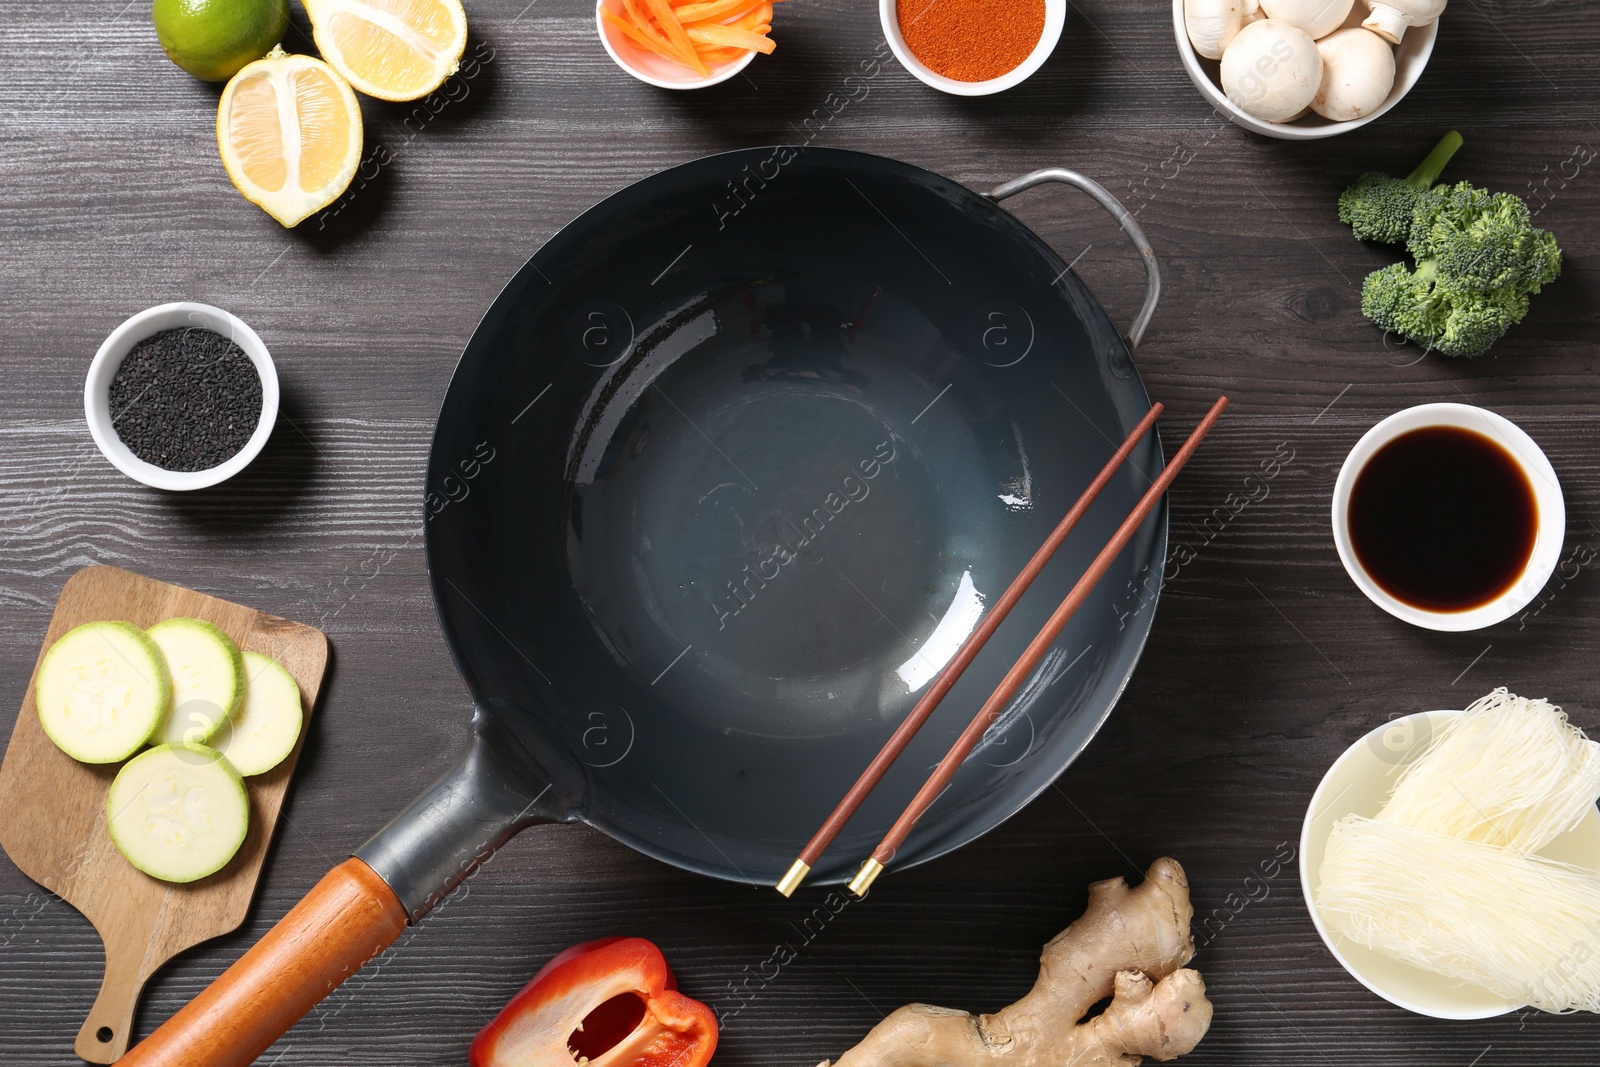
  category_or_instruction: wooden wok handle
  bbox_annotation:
[117,858,407,1067]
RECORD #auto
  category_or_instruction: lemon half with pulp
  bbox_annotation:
[216,47,364,228]
[304,0,469,102]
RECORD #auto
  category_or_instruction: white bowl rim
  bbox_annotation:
[1171,0,1438,139]
[880,0,1067,96]
[1330,402,1565,632]
[594,0,757,90]
[1298,709,1527,1019]
[84,302,280,492]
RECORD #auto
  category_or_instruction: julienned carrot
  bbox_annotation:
[686,23,775,52]
[621,0,693,64]
[684,0,769,28]
[604,9,687,62]
[722,3,771,32]
[612,0,774,73]
[675,0,754,23]
[607,7,674,58]
[694,45,746,63]
[644,0,709,74]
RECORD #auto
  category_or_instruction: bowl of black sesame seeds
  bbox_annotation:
[85,303,279,490]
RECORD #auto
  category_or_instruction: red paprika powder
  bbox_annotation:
[898,0,1045,82]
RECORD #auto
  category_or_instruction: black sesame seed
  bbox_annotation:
[107,327,264,473]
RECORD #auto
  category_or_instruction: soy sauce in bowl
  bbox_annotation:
[1348,426,1537,612]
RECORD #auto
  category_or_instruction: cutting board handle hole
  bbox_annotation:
[95,1027,113,1043]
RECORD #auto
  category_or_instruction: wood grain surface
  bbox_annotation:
[0,566,328,1063]
[1,0,1597,1064]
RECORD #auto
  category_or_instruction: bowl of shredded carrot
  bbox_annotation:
[597,0,778,89]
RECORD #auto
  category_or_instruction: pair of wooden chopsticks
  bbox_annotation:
[775,395,1229,898]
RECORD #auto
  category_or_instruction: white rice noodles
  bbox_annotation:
[1379,687,1600,853]
[1318,817,1600,1013]
[1316,688,1600,1013]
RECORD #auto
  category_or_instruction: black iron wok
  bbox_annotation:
[121,148,1167,1066]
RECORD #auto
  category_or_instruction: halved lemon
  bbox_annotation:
[216,46,364,228]
[304,0,468,102]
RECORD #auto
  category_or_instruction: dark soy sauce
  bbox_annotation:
[1349,426,1537,612]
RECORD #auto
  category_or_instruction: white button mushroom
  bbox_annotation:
[1259,0,1355,40]
[1185,0,1252,61]
[1220,19,1323,123]
[1311,27,1395,120]
[1361,0,1446,43]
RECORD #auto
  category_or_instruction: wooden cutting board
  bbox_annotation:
[0,565,328,1063]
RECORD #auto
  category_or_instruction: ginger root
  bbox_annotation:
[821,858,1212,1067]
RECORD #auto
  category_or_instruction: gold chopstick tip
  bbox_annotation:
[846,858,884,898]
[775,859,811,897]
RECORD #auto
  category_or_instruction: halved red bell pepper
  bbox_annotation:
[470,937,718,1067]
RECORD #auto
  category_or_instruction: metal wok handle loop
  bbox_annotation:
[986,169,1162,350]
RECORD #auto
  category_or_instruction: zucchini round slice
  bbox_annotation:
[36,621,171,763]
[106,743,249,882]
[147,618,243,746]
[211,652,304,776]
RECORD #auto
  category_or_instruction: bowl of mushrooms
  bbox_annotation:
[1174,0,1439,139]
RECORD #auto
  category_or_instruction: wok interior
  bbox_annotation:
[427,150,1164,884]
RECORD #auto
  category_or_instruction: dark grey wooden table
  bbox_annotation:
[3,0,1597,1062]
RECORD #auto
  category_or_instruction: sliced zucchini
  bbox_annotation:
[36,621,171,763]
[147,618,243,746]
[211,652,304,776]
[106,743,249,883]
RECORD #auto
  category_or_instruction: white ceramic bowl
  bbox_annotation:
[1172,0,1437,139]
[1301,709,1600,1018]
[1331,403,1564,632]
[84,302,279,492]
[596,0,757,89]
[881,0,1066,96]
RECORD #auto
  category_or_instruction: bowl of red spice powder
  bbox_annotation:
[883,0,1063,95]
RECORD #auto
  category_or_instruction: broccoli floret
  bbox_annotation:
[1346,135,1563,359]
[1361,258,1530,359]
[1360,261,1431,335]
[1337,131,1464,244]
[1409,181,1563,296]
[1434,295,1528,360]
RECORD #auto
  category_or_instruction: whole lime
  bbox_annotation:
[152,0,290,82]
